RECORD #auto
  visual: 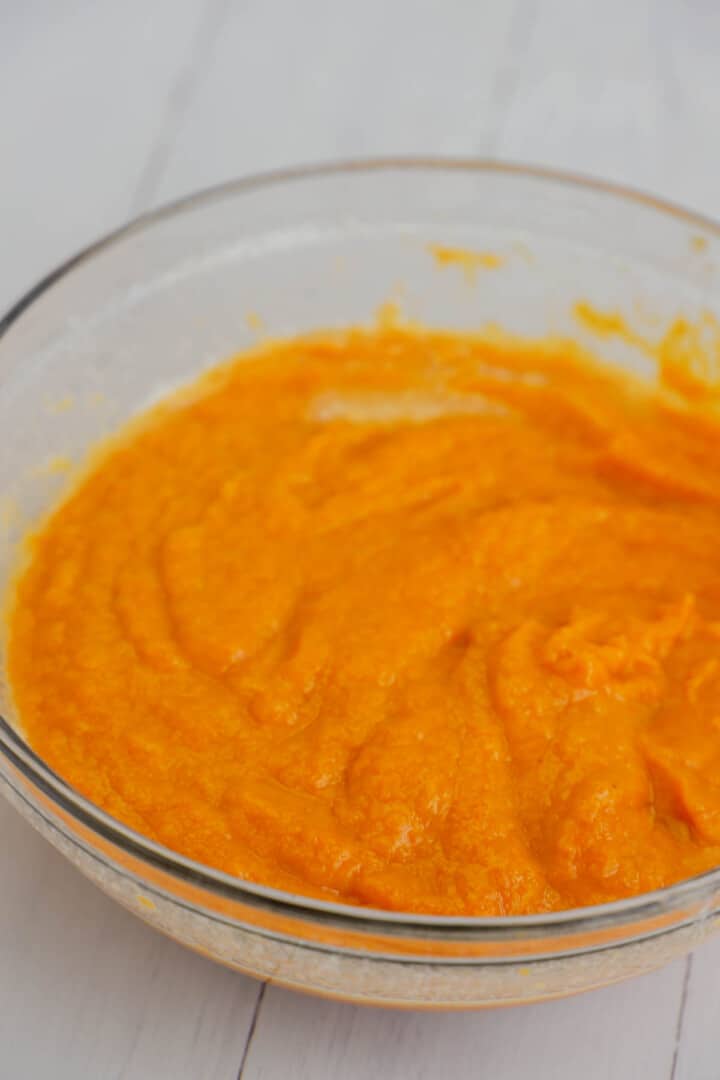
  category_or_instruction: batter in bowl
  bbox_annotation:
[9,321,720,914]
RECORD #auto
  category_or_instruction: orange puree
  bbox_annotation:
[9,323,720,915]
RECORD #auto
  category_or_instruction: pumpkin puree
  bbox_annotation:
[9,322,720,915]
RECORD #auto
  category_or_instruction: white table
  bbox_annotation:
[2,1,720,1075]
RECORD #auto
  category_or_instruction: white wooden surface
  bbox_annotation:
[2,1,720,1075]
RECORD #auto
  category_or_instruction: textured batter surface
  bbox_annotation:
[9,324,720,914]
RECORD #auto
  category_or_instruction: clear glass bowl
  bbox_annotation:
[2,160,720,1008]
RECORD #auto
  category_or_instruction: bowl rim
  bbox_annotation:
[3,155,720,942]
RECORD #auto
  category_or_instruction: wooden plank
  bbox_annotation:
[495,0,720,216]
[150,0,523,206]
[0,799,261,1079]
[0,0,214,311]
[243,962,685,1080]
[672,935,720,1080]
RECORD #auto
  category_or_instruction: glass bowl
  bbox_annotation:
[2,160,720,1009]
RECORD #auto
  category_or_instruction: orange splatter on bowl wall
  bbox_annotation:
[8,320,720,916]
[428,244,503,282]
